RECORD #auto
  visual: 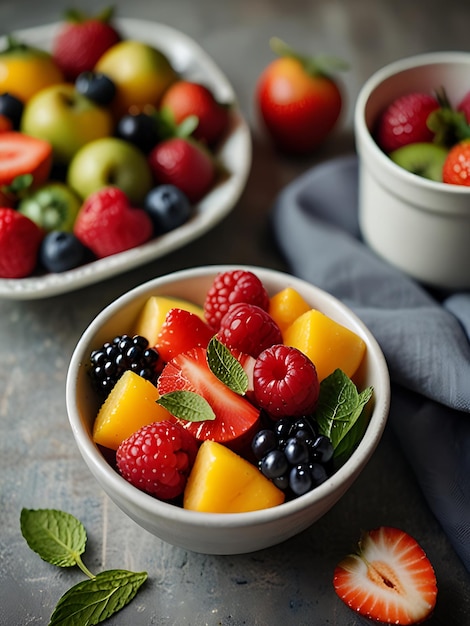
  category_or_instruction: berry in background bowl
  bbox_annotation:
[66,265,390,555]
[355,51,470,290]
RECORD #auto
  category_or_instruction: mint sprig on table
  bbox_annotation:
[20,508,147,626]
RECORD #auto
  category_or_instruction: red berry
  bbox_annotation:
[160,80,230,146]
[155,308,214,363]
[52,8,121,81]
[442,140,470,186]
[116,420,199,500]
[0,208,43,278]
[374,92,440,153]
[147,137,215,204]
[0,131,53,188]
[253,345,320,418]
[217,303,282,358]
[204,269,270,331]
[157,347,260,448]
[73,186,153,258]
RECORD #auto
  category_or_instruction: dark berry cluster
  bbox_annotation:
[89,334,161,397]
[251,416,334,498]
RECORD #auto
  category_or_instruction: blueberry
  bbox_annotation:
[39,231,88,273]
[252,429,278,460]
[309,462,329,487]
[144,185,192,235]
[289,464,313,496]
[75,71,116,106]
[260,449,289,479]
[116,112,160,153]
[284,437,310,465]
[310,435,334,464]
[0,92,23,129]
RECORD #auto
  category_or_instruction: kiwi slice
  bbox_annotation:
[389,142,448,182]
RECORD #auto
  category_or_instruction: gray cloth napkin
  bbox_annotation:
[271,154,470,572]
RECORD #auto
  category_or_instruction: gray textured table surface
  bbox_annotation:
[1,1,470,624]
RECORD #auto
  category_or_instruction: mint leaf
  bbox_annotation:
[157,389,216,422]
[49,569,147,626]
[315,370,373,460]
[20,509,87,569]
[206,337,248,395]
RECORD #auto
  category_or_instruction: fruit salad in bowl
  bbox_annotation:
[355,51,470,290]
[0,14,251,298]
[66,265,390,554]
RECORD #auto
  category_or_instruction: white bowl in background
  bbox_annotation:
[66,265,390,554]
[355,52,470,290]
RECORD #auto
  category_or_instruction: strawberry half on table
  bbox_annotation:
[333,526,438,625]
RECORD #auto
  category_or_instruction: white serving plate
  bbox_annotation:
[0,19,252,299]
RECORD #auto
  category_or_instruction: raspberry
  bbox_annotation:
[116,421,199,500]
[253,345,320,418]
[204,269,270,330]
[216,303,282,358]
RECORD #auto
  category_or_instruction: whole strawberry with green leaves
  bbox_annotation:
[52,6,121,81]
[256,37,347,155]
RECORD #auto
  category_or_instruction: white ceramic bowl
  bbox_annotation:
[66,265,390,554]
[355,52,470,290]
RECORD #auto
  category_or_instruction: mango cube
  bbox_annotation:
[283,309,366,381]
[269,286,311,335]
[133,295,205,346]
[183,440,285,513]
[92,370,172,450]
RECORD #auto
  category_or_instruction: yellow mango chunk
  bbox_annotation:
[93,370,172,450]
[283,309,366,382]
[133,296,205,346]
[184,440,285,513]
[269,287,311,335]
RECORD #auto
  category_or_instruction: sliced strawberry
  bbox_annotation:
[155,308,215,363]
[333,526,438,625]
[157,347,260,449]
[0,132,52,187]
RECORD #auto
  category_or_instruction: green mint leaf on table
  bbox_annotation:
[157,389,216,422]
[315,369,373,462]
[20,509,90,574]
[206,337,248,395]
[21,509,148,625]
[49,569,147,626]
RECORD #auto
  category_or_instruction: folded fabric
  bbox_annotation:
[271,154,470,572]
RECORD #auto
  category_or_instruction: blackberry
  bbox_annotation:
[251,415,334,499]
[89,334,161,397]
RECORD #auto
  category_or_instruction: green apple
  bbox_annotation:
[95,40,178,117]
[17,181,82,232]
[20,83,114,164]
[67,137,153,204]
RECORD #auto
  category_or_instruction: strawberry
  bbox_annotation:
[253,345,320,418]
[204,269,270,331]
[374,92,440,153]
[256,38,345,155]
[147,137,216,204]
[155,308,215,363]
[116,420,199,500]
[0,132,52,188]
[442,139,470,186]
[160,80,230,146]
[157,346,260,448]
[0,207,43,278]
[73,186,153,258]
[52,7,121,81]
[217,303,282,358]
[333,526,438,625]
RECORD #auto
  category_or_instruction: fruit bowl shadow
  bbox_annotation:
[355,51,470,290]
[66,265,390,555]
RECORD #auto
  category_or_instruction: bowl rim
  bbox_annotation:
[354,50,470,201]
[66,264,390,528]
